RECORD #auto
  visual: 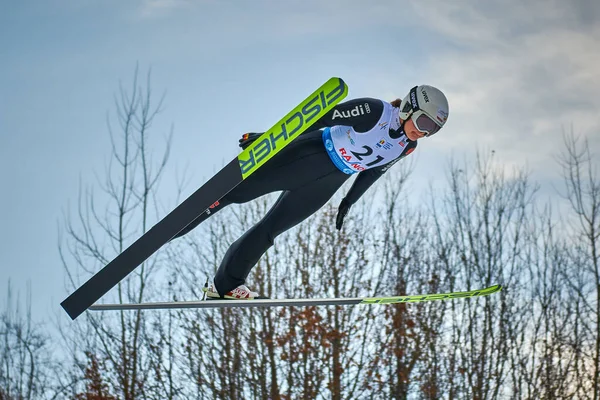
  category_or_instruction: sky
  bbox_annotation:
[1,0,599,323]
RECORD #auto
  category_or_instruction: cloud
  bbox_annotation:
[401,0,600,180]
[137,0,196,19]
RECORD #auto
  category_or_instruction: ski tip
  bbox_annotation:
[486,284,503,294]
[462,284,502,301]
[331,76,346,84]
[327,77,348,94]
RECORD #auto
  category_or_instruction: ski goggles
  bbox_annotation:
[412,111,441,137]
[402,86,443,137]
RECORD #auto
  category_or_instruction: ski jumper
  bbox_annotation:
[175,98,418,297]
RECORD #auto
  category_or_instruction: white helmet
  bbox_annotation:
[399,85,449,137]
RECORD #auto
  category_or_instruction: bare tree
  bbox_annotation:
[0,282,54,400]
[429,151,537,399]
[59,64,172,399]
[72,352,117,400]
[557,131,600,399]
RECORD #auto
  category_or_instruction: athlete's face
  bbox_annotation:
[403,118,426,141]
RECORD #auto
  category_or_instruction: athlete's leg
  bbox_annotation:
[173,130,330,240]
[213,171,348,296]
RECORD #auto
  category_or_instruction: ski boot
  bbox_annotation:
[203,278,265,300]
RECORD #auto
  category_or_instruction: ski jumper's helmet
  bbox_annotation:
[399,85,449,137]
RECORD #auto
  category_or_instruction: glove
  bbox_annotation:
[239,132,263,149]
[336,198,351,230]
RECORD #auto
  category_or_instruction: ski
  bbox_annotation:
[61,78,349,320]
[88,284,502,311]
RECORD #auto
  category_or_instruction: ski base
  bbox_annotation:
[88,284,502,311]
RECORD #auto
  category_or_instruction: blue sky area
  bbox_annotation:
[1,0,599,322]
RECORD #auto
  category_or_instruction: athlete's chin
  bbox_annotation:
[406,132,421,141]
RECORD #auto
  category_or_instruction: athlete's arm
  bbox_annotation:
[344,167,386,205]
[335,167,386,230]
[311,98,384,132]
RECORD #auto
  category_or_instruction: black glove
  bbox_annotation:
[336,198,351,230]
[239,132,263,149]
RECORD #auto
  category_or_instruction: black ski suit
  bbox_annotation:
[174,97,417,297]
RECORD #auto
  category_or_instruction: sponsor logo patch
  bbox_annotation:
[410,91,418,109]
[375,138,394,150]
[325,139,334,151]
[205,200,221,215]
[436,108,448,124]
[332,104,370,120]
[339,147,353,162]
[346,129,355,145]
